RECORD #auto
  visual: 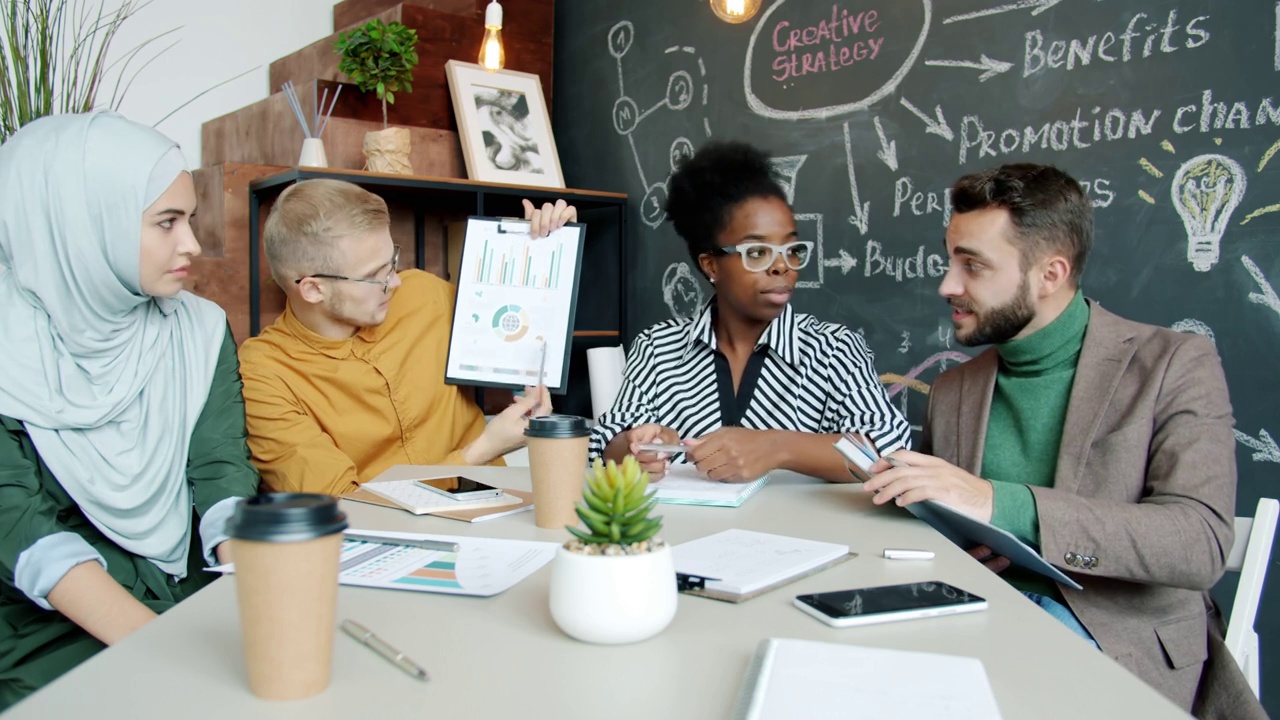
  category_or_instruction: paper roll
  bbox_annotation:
[586,345,626,420]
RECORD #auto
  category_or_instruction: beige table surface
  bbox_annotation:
[5,467,1190,719]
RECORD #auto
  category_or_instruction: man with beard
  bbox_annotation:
[238,179,572,495]
[862,164,1262,719]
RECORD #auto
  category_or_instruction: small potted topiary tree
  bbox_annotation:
[335,18,419,173]
[548,456,677,644]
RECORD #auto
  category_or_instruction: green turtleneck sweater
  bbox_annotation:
[982,291,1089,596]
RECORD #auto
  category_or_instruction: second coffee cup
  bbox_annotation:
[524,414,591,529]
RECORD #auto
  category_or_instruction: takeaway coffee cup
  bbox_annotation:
[227,493,348,700]
[525,414,592,529]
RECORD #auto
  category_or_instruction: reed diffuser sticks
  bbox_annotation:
[282,80,341,138]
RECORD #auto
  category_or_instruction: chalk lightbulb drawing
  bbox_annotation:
[1170,154,1246,272]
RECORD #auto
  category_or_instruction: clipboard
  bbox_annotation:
[443,216,586,393]
[676,552,856,603]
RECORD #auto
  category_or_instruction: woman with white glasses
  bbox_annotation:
[589,141,910,483]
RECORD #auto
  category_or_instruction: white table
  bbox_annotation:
[5,468,1191,719]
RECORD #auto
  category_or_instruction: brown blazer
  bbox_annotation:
[923,301,1266,719]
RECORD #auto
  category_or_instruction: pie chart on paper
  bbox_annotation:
[492,304,530,342]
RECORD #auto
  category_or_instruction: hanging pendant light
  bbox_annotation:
[709,0,762,24]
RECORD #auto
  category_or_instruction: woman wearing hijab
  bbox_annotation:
[0,112,260,708]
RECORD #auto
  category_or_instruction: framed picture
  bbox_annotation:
[445,60,565,188]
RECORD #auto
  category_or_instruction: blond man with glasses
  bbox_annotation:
[238,179,572,495]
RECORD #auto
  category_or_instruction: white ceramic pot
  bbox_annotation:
[548,544,677,644]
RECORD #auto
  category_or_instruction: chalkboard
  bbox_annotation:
[552,0,1280,709]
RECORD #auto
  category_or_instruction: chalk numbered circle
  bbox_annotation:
[669,138,694,172]
[608,21,634,58]
[612,97,641,135]
[640,184,668,228]
[665,71,694,111]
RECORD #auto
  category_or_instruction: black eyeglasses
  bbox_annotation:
[295,246,401,295]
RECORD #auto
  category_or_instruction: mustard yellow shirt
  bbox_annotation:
[238,270,499,495]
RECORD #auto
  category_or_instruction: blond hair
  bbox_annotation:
[263,179,390,285]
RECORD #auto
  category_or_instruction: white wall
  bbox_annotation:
[104,0,339,168]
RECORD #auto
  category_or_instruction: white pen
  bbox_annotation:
[883,548,936,560]
[341,619,429,681]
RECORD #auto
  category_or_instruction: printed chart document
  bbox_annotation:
[211,530,557,597]
[732,638,1004,720]
[445,217,585,392]
[672,529,852,602]
[651,463,769,508]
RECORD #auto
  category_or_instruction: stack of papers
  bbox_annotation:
[212,530,558,597]
[673,529,851,602]
[651,464,769,508]
[733,638,1004,719]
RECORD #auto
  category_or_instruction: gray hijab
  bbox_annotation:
[0,112,225,577]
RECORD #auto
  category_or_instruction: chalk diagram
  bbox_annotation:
[608,21,710,230]
[738,0,1059,279]
[661,262,706,320]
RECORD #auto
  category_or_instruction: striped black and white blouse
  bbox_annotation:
[588,300,912,460]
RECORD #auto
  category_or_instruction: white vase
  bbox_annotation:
[548,544,677,645]
[299,138,328,168]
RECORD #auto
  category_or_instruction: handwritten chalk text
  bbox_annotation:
[772,5,885,82]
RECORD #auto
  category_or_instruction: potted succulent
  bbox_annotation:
[549,456,677,645]
[335,18,419,174]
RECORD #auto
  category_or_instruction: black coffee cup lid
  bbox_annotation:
[525,414,591,439]
[227,493,349,543]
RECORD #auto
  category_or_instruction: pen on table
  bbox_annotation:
[341,619,429,681]
[883,548,935,560]
[344,532,460,553]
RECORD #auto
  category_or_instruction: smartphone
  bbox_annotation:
[794,582,987,628]
[413,476,505,501]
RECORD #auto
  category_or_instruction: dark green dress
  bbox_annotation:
[0,328,260,710]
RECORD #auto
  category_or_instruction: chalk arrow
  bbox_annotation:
[944,0,1065,24]
[873,116,898,173]
[822,249,859,275]
[1243,255,1280,320]
[899,98,954,142]
[1236,428,1280,464]
[924,55,1014,82]
[842,121,871,235]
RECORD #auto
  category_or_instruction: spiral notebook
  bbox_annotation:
[651,464,770,508]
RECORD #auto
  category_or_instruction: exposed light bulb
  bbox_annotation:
[480,1,505,72]
[709,0,762,24]
[1171,154,1247,272]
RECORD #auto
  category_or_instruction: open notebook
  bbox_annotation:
[732,638,1003,719]
[651,463,769,508]
[673,529,852,602]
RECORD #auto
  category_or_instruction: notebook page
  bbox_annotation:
[673,529,850,596]
[740,638,1003,720]
[651,463,768,506]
